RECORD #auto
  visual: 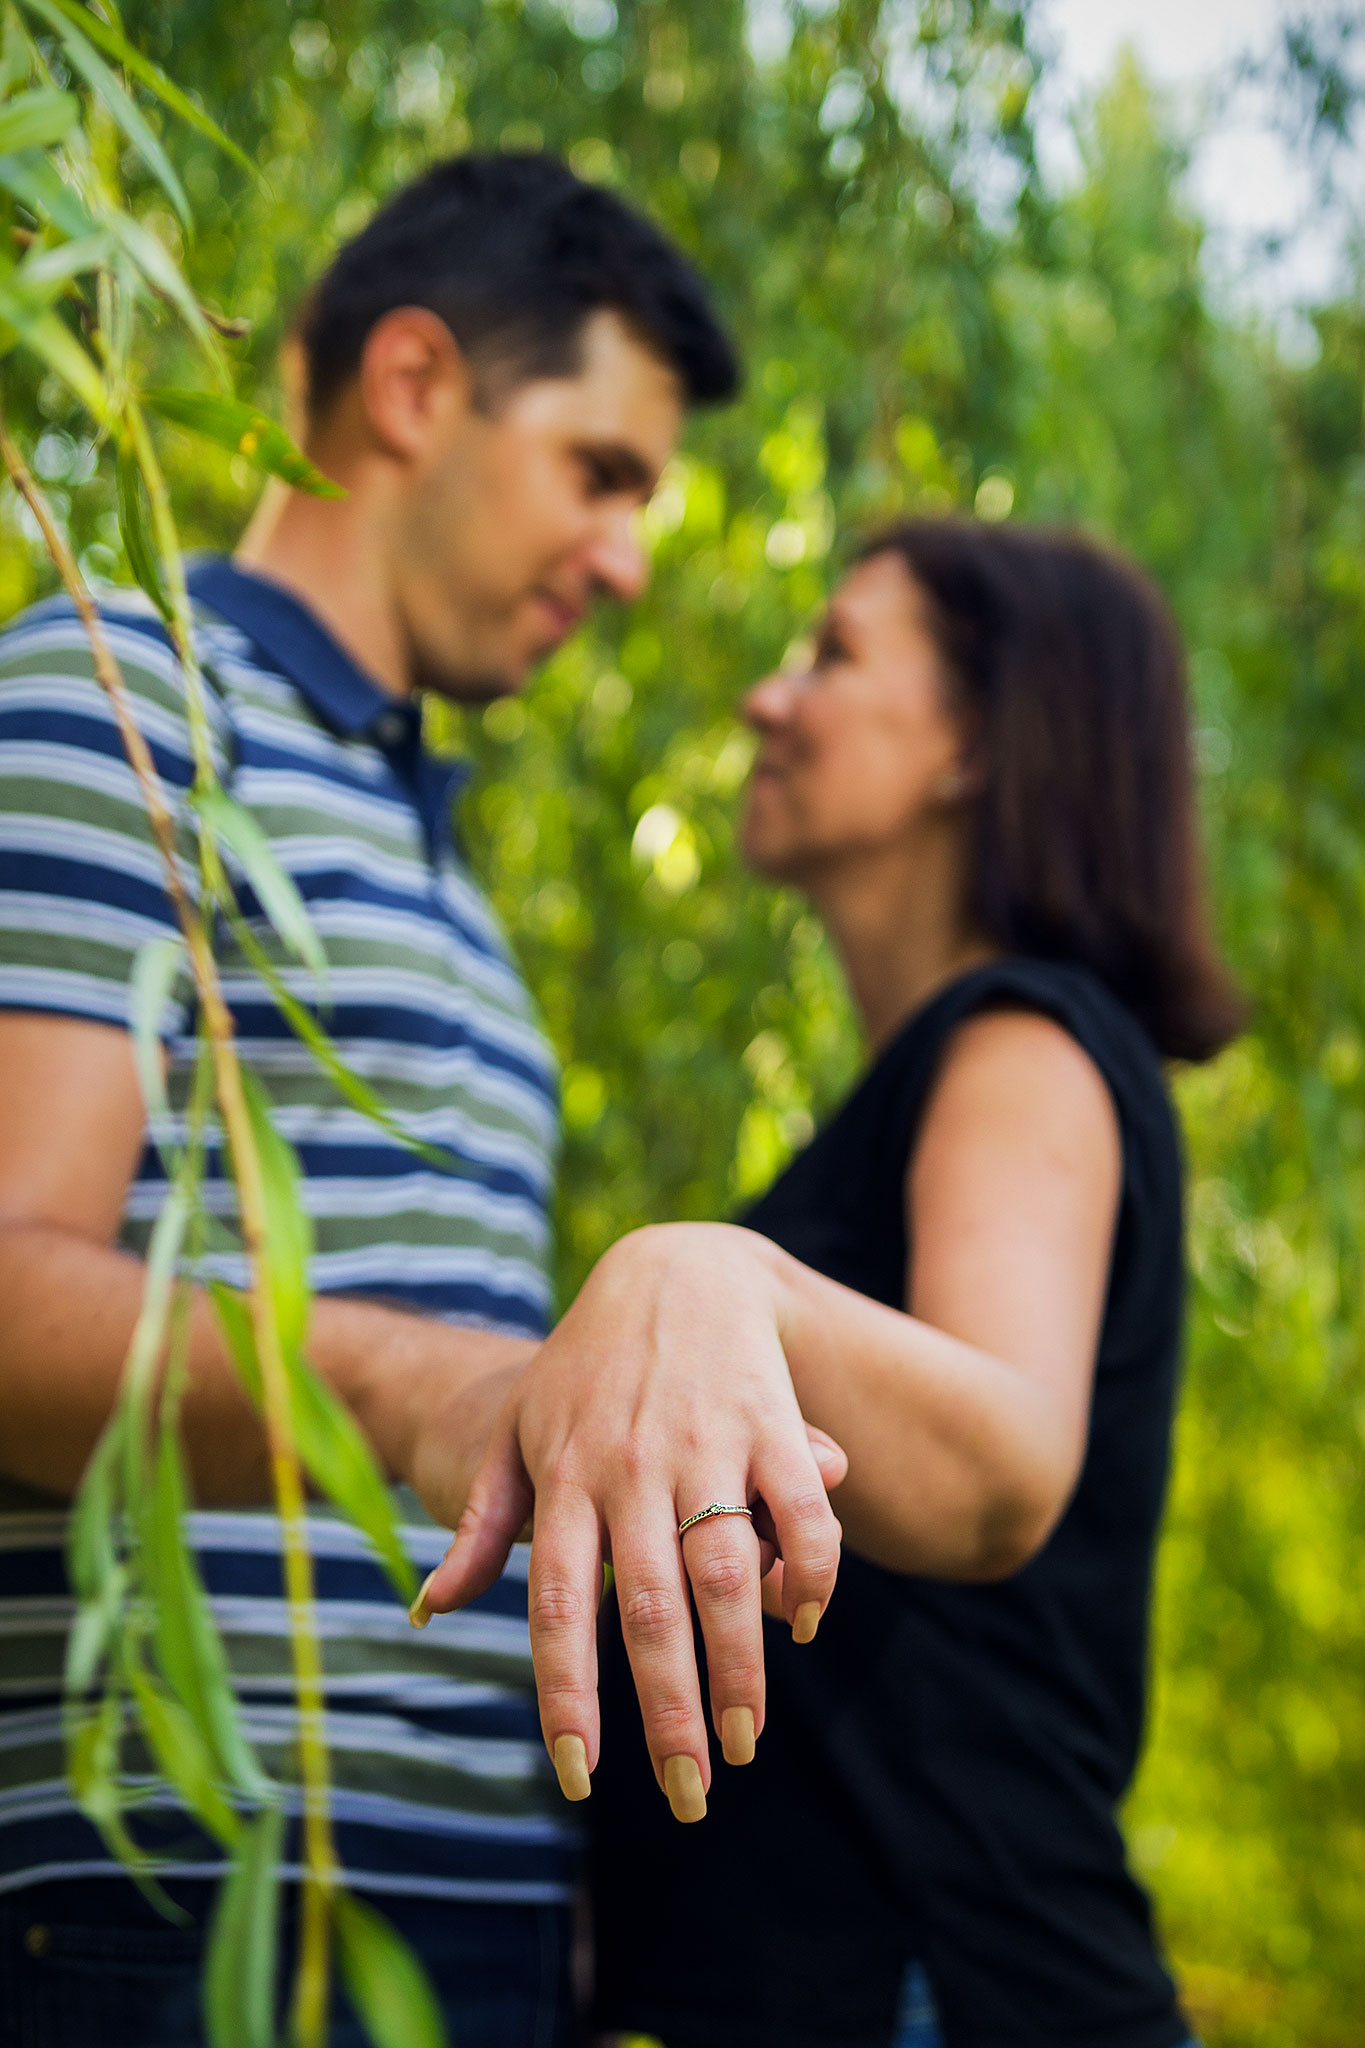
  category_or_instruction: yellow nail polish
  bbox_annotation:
[408,1567,438,1630]
[793,1600,821,1645]
[721,1707,756,1766]
[663,1754,707,1823]
[553,1734,591,1803]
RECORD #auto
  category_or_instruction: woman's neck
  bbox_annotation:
[810,843,998,1053]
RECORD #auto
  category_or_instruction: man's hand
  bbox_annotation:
[412,1222,846,1822]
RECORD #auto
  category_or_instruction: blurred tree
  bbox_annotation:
[3,3,1362,2041]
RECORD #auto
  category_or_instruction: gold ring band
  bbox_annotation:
[677,1502,754,1538]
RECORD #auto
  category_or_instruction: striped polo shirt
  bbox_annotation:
[0,555,575,1903]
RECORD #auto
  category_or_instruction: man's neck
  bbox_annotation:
[235,476,413,700]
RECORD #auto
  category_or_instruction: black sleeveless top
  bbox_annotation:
[591,960,1192,2048]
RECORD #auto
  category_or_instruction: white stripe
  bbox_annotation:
[0,738,183,809]
[0,1778,571,1845]
[189,1241,551,1308]
[0,812,195,895]
[0,890,185,959]
[0,1859,572,1905]
[0,964,156,1026]
[124,1171,549,1242]
[0,673,214,769]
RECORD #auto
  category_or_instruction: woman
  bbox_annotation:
[577,520,1242,2047]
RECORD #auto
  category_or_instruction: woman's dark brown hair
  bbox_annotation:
[861,518,1245,1062]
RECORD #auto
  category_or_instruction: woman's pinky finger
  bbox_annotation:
[753,1444,842,1643]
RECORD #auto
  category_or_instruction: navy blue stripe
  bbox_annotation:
[238,862,509,971]
[133,1138,547,1208]
[0,705,197,788]
[0,850,180,929]
[227,999,556,1099]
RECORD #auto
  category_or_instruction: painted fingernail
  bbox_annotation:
[793,1600,821,1645]
[663,1755,707,1823]
[721,1707,756,1767]
[553,1734,591,1802]
[408,1568,438,1630]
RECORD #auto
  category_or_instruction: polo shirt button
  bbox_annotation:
[373,710,407,749]
[24,1924,49,1957]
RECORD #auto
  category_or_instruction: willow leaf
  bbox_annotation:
[15,228,114,296]
[67,1404,124,1602]
[236,1067,312,1359]
[128,933,184,1125]
[229,913,475,1179]
[16,0,190,223]
[334,1892,447,2048]
[105,210,220,366]
[0,146,94,238]
[205,1805,284,2048]
[195,784,327,982]
[144,1424,270,1799]
[128,1663,241,1848]
[116,439,174,617]
[208,1284,415,1605]
[145,387,345,498]
[0,85,78,152]
[0,277,109,416]
[36,0,255,176]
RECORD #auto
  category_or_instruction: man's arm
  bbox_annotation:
[0,1011,531,1518]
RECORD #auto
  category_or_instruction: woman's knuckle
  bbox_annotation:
[620,1581,681,1641]
[529,1579,589,1634]
[690,1549,751,1604]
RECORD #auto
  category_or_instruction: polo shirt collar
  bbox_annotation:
[186,553,416,743]
[186,553,470,859]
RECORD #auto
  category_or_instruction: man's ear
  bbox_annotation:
[357,307,474,461]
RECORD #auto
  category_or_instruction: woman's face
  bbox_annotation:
[739,551,972,886]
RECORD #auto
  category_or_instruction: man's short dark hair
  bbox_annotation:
[297,151,740,420]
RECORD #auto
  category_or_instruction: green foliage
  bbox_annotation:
[1,2,1361,2041]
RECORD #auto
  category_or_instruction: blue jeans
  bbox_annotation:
[0,1877,575,2048]
[893,1961,1202,2048]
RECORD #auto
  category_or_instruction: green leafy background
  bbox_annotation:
[2,3,1362,2041]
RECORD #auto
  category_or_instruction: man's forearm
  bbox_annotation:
[0,1220,533,1508]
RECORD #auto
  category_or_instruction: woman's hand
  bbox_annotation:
[411,1222,845,1822]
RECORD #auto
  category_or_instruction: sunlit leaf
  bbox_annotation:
[0,146,94,238]
[128,934,185,1125]
[0,276,109,417]
[116,439,174,617]
[235,1067,313,1360]
[208,1283,414,1603]
[334,1891,447,2048]
[16,0,190,223]
[105,211,221,366]
[143,1425,271,1799]
[229,912,476,1179]
[128,1662,240,1847]
[34,0,256,176]
[195,783,327,982]
[145,387,345,498]
[0,86,78,152]
[66,1407,124,1602]
[14,229,115,298]
[204,1805,285,2048]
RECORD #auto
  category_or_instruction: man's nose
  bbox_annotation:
[587,510,649,604]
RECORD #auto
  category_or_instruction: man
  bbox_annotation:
[0,151,827,2046]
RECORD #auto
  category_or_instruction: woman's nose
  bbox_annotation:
[742,670,796,729]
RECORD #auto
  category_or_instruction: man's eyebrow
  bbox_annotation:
[578,439,659,496]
